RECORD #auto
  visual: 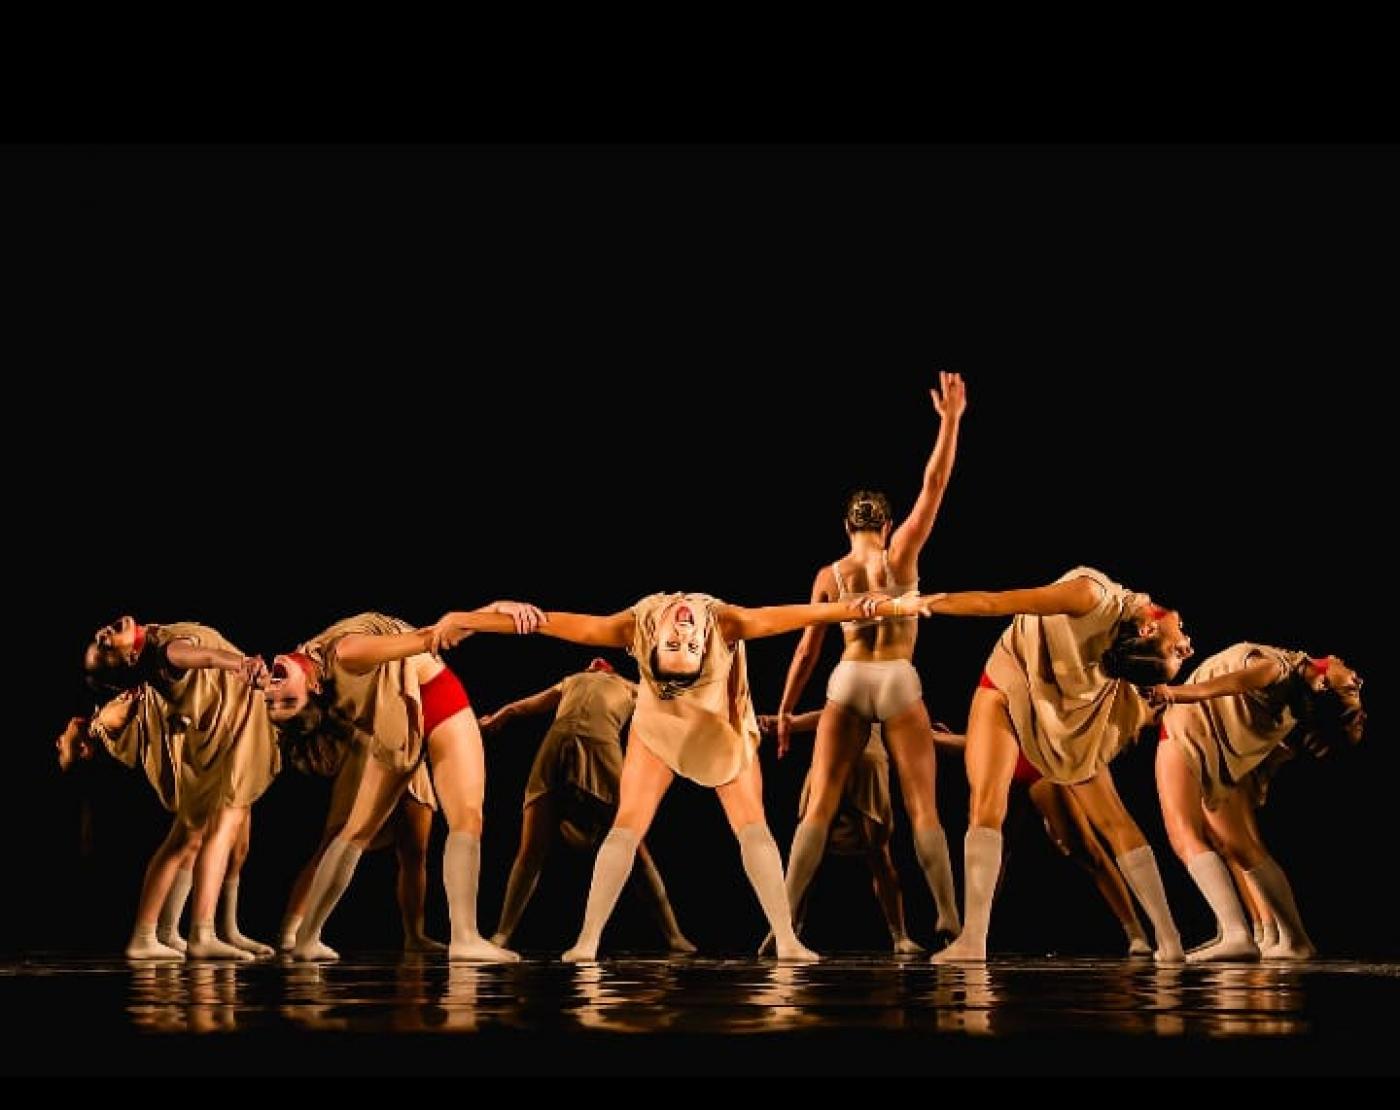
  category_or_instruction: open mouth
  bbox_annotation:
[675,604,694,626]
[271,660,289,682]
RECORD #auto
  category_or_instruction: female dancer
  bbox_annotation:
[892,569,1195,962]
[1153,646,1365,961]
[80,615,280,960]
[478,657,693,952]
[263,606,542,962]
[775,372,966,945]
[429,587,908,961]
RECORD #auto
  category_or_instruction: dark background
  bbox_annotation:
[4,145,1393,960]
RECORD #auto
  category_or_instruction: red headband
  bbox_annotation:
[590,658,615,674]
[1309,656,1332,676]
[287,652,318,683]
[131,623,147,658]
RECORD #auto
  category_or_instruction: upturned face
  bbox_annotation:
[653,598,706,680]
[264,654,312,722]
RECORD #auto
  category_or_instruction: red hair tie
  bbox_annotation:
[288,652,318,683]
[132,623,147,658]
[1146,604,1169,622]
[1309,656,1332,677]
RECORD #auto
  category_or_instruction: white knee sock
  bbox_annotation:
[295,839,363,953]
[278,914,302,952]
[933,827,1001,962]
[782,821,828,922]
[566,827,639,960]
[1258,919,1279,949]
[1184,852,1257,961]
[740,823,816,960]
[157,868,192,952]
[1116,845,1183,962]
[444,831,483,944]
[913,826,962,937]
[217,878,274,957]
[1245,857,1315,956]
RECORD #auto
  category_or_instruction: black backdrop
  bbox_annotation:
[5,144,1393,959]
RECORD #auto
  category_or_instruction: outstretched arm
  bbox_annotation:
[1146,656,1284,709]
[431,608,635,654]
[340,601,550,673]
[716,595,884,642]
[479,685,565,734]
[774,567,838,756]
[888,371,968,566]
[162,640,268,688]
[911,576,1102,620]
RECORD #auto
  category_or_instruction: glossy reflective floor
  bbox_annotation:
[5,953,1398,1074]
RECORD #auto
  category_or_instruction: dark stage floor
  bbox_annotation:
[5,952,1398,1075]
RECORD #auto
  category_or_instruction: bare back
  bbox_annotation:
[824,546,919,662]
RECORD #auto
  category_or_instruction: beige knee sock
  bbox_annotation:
[569,827,639,958]
[913,826,962,937]
[157,868,192,951]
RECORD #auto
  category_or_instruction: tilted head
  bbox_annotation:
[1102,602,1194,685]
[83,615,146,693]
[263,652,319,724]
[651,597,708,685]
[1294,655,1366,754]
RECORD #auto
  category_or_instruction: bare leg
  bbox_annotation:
[189,807,256,960]
[1203,791,1314,960]
[1030,781,1150,955]
[782,701,868,929]
[565,733,674,962]
[128,818,201,959]
[395,798,445,952]
[293,757,408,961]
[933,688,1019,963]
[883,697,960,939]
[427,705,518,962]
[865,822,922,954]
[630,842,696,953]
[1073,767,1183,963]
[718,756,817,962]
[217,809,274,957]
[490,796,556,948]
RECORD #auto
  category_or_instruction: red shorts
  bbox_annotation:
[421,666,471,736]
[1158,723,1169,744]
[978,671,998,692]
[979,672,1041,785]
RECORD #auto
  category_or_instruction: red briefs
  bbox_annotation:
[978,671,1043,786]
[1158,722,1169,744]
[421,666,471,736]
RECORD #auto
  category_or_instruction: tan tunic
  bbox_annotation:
[1164,642,1307,809]
[629,592,761,787]
[102,623,280,825]
[985,567,1154,785]
[299,613,430,774]
[524,671,636,809]
[798,724,892,856]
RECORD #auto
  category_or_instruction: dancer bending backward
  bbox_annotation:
[898,568,1196,963]
[1153,646,1365,961]
[263,607,543,962]
[430,589,906,961]
[776,372,967,946]
[79,617,280,960]
[479,658,694,953]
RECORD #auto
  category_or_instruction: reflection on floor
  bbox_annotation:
[5,953,1399,1074]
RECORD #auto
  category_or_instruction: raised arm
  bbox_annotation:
[774,567,838,757]
[888,371,968,566]
[478,684,565,735]
[1147,656,1285,709]
[911,575,1103,620]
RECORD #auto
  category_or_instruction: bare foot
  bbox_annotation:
[892,935,925,955]
[1127,936,1153,957]
[405,934,448,953]
[449,935,521,963]
[1186,932,1259,963]
[290,940,341,962]
[562,944,598,963]
[667,934,698,954]
[1154,938,1186,964]
[156,928,188,954]
[126,934,185,961]
[187,934,256,961]
[931,936,986,963]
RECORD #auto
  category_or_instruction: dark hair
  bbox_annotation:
[1290,670,1367,758]
[273,693,361,777]
[650,647,702,689]
[1100,618,1175,686]
[82,642,140,696]
[844,489,892,533]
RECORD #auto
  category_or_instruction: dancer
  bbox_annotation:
[265,606,541,962]
[80,616,280,960]
[429,587,910,961]
[1153,646,1365,961]
[893,568,1195,962]
[277,728,444,953]
[478,657,694,953]
[757,711,925,954]
[775,372,967,948]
